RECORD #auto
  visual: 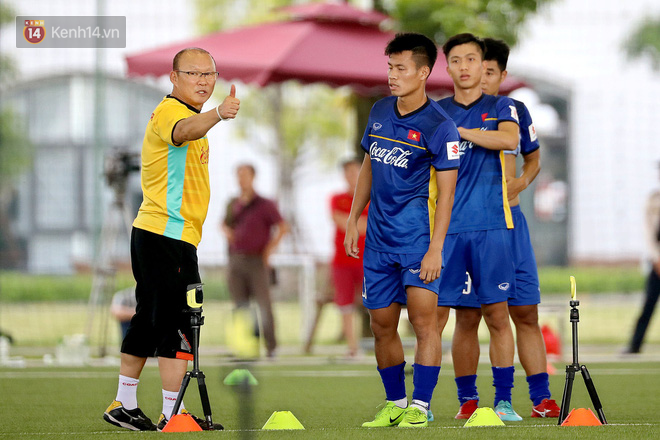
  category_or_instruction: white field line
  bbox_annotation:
[0,423,658,437]
[1,367,659,380]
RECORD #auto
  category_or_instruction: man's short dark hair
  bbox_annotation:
[172,47,215,71]
[441,33,485,60]
[483,38,510,72]
[385,33,438,72]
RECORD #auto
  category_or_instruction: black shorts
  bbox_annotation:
[121,227,200,359]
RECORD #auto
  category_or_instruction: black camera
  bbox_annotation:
[104,149,141,191]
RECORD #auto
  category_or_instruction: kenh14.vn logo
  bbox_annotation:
[24,20,46,44]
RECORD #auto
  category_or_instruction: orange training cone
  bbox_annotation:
[561,408,602,426]
[161,413,203,432]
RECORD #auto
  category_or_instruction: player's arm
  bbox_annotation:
[332,209,349,232]
[332,205,367,234]
[344,156,372,258]
[420,168,457,283]
[173,85,240,144]
[506,149,541,201]
[457,120,519,151]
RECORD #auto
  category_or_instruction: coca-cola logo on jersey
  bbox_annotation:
[458,140,474,155]
[369,142,412,169]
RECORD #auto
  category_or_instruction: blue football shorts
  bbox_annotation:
[362,247,441,310]
[437,229,516,307]
[507,205,541,306]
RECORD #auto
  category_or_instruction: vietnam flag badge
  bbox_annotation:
[407,129,421,142]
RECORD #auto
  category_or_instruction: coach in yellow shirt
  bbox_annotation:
[103,47,239,432]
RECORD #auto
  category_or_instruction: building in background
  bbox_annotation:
[510,0,660,264]
[0,73,164,272]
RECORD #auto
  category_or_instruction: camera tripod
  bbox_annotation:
[170,283,216,429]
[558,276,607,425]
[86,150,140,357]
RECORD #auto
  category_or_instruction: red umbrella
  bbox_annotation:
[125,2,523,96]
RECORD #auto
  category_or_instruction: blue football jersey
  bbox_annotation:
[503,98,540,157]
[360,96,461,253]
[437,93,519,234]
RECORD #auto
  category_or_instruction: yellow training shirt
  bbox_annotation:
[133,95,211,247]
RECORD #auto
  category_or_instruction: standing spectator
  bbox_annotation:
[627,162,660,353]
[103,47,239,432]
[222,164,289,358]
[330,158,368,357]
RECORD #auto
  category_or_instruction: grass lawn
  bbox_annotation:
[0,361,658,439]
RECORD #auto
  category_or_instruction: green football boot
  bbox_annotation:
[362,401,407,427]
[398,407,428,428]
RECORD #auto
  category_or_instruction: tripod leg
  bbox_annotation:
[171,372,192,418]
[580,365,607,424]
[558,366,576,425]
[196,371,215,429]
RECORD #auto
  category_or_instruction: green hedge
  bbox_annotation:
[0,271,230,302]
[0,266,645,302]
[538,266,645,294]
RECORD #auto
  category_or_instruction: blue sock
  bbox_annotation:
[455,374,479,405]
[492,366,515,406]
[526,373,551,406]
[411,364,441,404]
[377,362,406,402]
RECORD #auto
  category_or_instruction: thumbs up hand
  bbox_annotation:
[217,84,240,120]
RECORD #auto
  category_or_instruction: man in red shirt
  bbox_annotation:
[330,158,368,357]
[222,164,288,358]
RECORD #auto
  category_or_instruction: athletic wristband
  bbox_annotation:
[216,105,226,121]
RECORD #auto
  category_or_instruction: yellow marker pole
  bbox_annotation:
[570,275,577,301]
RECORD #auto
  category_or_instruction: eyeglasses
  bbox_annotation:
[175,70,219,79]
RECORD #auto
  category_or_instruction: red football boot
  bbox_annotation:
[454,399,479,419]
[531,398,560,418]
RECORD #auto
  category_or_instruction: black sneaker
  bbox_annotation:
[103,400,156,431]
[157,410,224,431]
[156,413,168,431]
[186,410,224,431]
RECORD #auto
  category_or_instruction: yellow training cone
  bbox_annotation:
[463,407,506,427]
[262,411,305,430]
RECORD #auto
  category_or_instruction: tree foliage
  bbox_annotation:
[384,0,551,46]
[0,2,16,83]
[0,1,30,184]
[195,0,292,34]
[625,16,660,69]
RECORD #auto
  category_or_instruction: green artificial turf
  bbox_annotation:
[0,361,658,439]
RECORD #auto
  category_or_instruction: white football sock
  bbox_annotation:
[391,398,408,409]
[411,399,429,415]
[162,389,185,419]
[115,375,139,410]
